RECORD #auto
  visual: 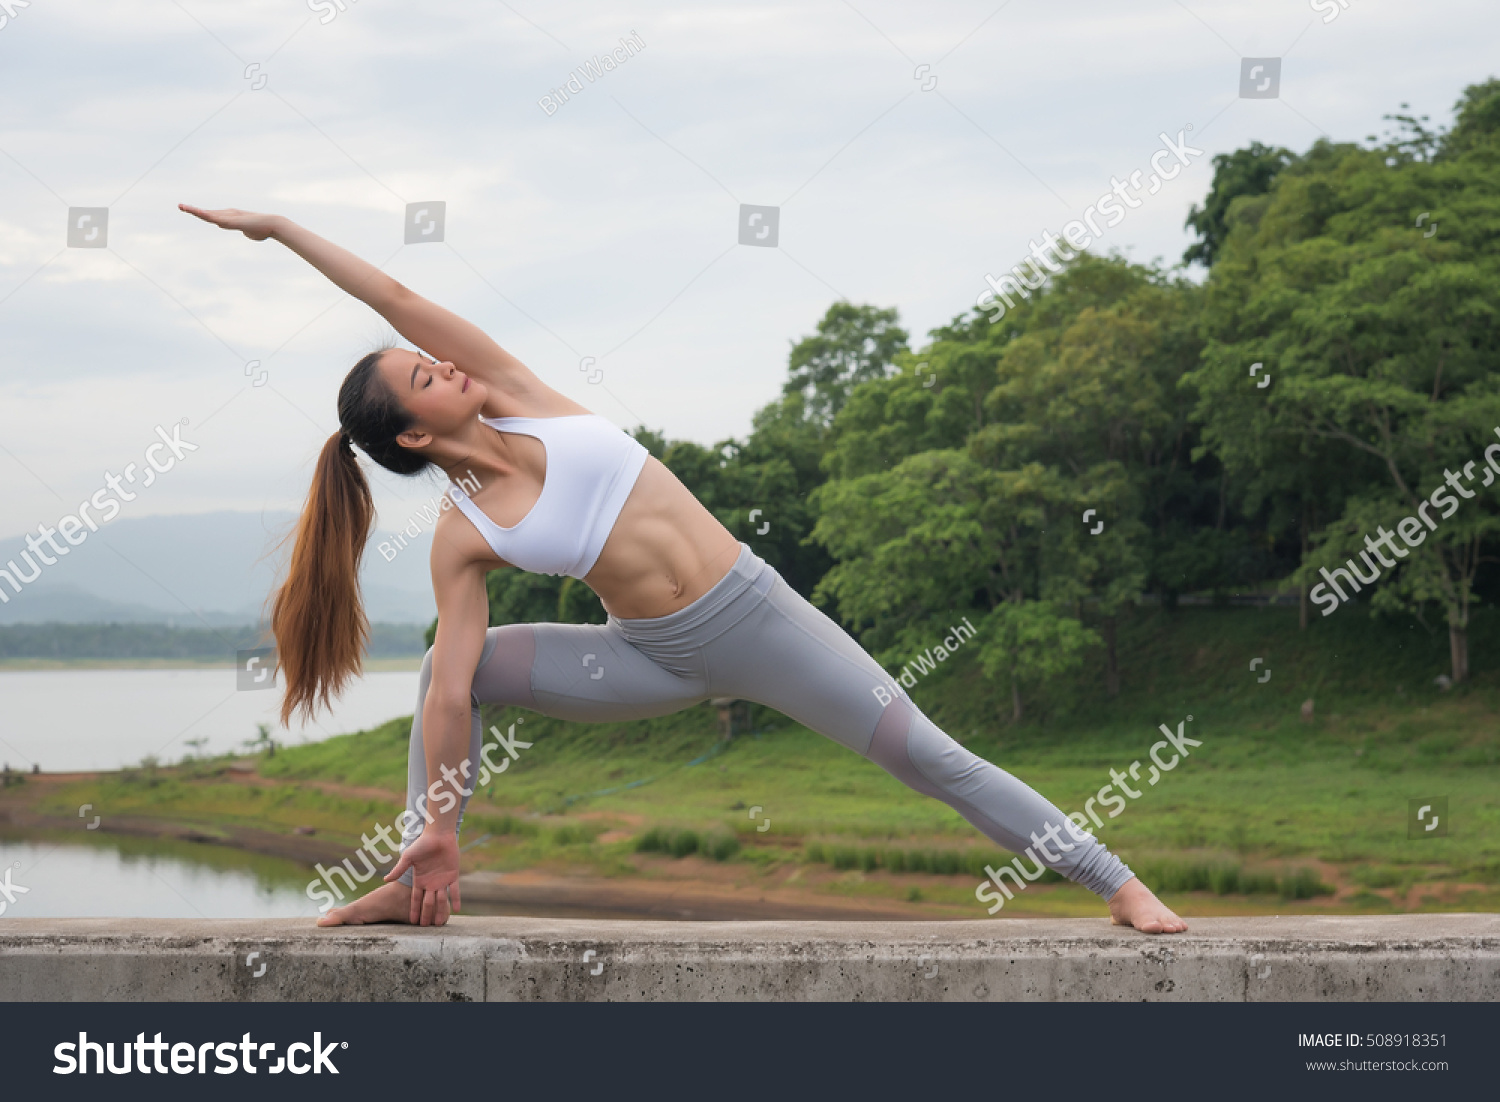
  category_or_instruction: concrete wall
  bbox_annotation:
[2,914,1497,1001]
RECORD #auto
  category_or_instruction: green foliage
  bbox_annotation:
[634,825,739,862]
[781,302,909,427]
[1280,866,1335,900]
[1184,141,1299,267]
[551,823,601,846]
[799,839,1060,882]
[1185,86,1500,680]
[1132,856,1327,897]
[705,832,741,861]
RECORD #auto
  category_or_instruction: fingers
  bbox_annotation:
[435,887,451,926]
[385,851,412,882]
[176,203,238,228]
[420,888,439,926]
[450,880,461,915]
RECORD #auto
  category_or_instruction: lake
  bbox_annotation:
[0,667,422,773]
[0,836,318,919]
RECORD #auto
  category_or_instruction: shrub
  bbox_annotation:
[634,826,669,853]
[1209,863,1240,895]
[1279,866,1332,900]
[1239,869,1279,895]
[1352,865,1404,889]
[705,832,740,861]
[669,829,700,858]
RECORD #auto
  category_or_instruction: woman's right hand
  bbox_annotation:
[177,204,283,241]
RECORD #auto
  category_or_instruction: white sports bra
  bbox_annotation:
[445,413,649,579]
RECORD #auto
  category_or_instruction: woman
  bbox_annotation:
[181,204,1187,934]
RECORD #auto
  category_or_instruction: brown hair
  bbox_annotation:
[271,343,430,725]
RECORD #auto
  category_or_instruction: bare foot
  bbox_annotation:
[316,879,418,927]
[1108,877,1188,934]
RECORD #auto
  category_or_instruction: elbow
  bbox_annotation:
[373,279,412,314]
[422,683,473,718]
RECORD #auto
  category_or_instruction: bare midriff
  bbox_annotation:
[581,455,742,620]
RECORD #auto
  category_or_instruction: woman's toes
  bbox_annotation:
[312,881,413,927]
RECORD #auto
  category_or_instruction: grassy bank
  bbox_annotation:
[16,604,1500,916]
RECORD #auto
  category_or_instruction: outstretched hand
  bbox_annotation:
[385,827,463,926]
[178,204,281,241]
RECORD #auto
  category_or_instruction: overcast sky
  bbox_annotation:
[2,0,1496,553]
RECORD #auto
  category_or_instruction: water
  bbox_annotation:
[0,667,421,773]
[0,836,318,919]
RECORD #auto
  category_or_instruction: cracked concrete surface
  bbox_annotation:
[1,914,1496,1001]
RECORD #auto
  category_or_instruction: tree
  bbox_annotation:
[968,256,1204,690]
[1187,83,1500,681]
[244,722,275,757]
[782,302,909,426]
[1184,141,1299,267]
[811,449,1102,721]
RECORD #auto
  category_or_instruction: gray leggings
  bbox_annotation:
[398,543,1134,900]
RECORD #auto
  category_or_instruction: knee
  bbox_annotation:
[906,718,981,783]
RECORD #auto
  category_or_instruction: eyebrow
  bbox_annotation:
[409,353,436,389]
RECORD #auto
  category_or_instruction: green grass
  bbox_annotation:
[31,603,1500,913]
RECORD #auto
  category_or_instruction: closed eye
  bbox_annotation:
[410,353,437,389]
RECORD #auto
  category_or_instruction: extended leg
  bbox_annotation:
[703,573,1184,929]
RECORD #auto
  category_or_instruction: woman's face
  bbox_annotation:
[378,348,488,442]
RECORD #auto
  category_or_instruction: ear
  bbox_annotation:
[397,428,433,450]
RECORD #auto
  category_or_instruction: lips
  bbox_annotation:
[461,376,470,392]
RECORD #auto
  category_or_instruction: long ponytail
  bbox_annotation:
[272,431,374,726]
[270,344,426,725]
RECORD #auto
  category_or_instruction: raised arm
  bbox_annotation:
[178,205,549,402]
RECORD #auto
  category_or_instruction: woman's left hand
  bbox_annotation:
[177,204,283,241]
[386,827,462,925]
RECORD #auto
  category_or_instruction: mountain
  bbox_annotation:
[0,511,437,625]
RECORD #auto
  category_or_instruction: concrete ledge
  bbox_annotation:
[2,915,1497,1001]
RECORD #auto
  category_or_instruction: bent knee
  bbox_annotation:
[469,624,537,708]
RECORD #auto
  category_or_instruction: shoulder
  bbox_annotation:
[431,502,508,571]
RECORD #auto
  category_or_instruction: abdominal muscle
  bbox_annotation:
[581,456,742,620]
